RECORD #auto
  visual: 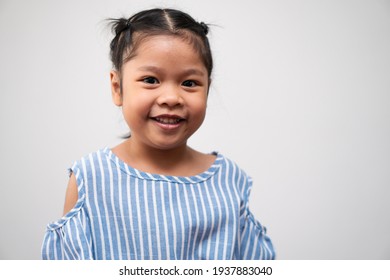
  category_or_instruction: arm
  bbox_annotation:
[42,166,93,260]
[63,172,78,215]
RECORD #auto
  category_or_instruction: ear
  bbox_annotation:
[110,70,123,106]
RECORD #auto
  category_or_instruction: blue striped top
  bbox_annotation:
[41,147,275,260]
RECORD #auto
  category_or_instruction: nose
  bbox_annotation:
[156,85,184,107]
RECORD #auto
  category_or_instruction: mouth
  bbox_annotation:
[150,114,186,130]
[151,115,185,124]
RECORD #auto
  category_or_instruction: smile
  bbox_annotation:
[151,114,185,130]
[154,117,183,124]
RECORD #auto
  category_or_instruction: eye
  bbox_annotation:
[143,77,159,84]
[182,80,197,87]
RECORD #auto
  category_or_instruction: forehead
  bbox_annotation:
[125,33,204,61]
[134,34,196,54]
[126,35,206,69]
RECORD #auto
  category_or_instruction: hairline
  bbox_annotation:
[118,31,210,74]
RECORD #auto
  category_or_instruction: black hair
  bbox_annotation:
[108,8,213,79]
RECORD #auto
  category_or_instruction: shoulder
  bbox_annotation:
[62,148,108,215]
[215,154,257,205]
[212,152,252,194]
[70,147,112,173]
[215,152,251,180]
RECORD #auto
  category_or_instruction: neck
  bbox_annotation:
[121,138,194,174]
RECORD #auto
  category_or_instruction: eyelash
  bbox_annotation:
[182,80,198,87]
[142,77,198,87]
[143,77,159,84]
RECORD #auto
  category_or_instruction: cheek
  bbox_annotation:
[121,102,145,130]
[122,94,152,116]
[190,97,208,121]
[196,94,208,111]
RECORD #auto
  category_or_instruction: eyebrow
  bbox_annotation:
[137,66,206,77]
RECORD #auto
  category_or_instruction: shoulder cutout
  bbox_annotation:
[63,172,79,215]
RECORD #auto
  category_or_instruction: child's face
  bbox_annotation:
[111,35,209,151]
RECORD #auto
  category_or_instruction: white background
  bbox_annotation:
[0,0,389,259]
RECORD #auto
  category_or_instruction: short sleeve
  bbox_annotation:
[41,162,93,260]
[238,177,275,260]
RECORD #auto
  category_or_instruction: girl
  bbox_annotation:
[41,8,275,260]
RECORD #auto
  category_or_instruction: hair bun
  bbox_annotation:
[199,22,209,35]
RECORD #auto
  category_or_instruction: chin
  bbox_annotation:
[150,139,188,151]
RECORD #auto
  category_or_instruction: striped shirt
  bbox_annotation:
[41,147,275,260]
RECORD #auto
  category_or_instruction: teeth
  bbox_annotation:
[155,117,181,124]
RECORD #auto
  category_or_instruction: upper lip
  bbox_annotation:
[151,114,185,120]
